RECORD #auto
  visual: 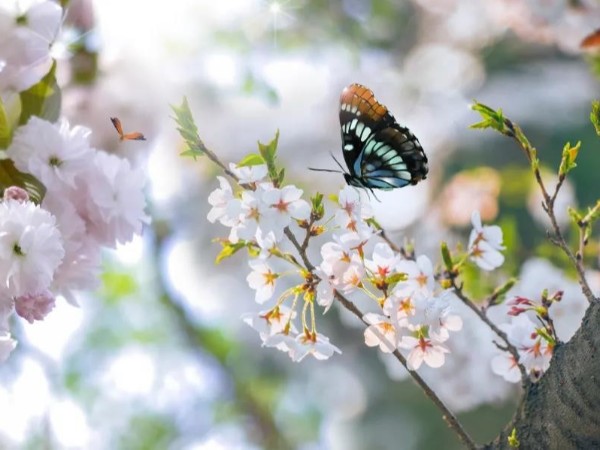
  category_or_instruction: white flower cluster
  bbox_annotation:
[210,172,507,368]
[0,0,62,92]
[0,117,148,363]
[209,165,344,361]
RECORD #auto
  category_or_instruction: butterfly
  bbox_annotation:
[110,117,146,141]
[311,83,428,191]
[581,28,600,50]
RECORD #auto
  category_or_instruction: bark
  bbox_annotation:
[485,300,600,450]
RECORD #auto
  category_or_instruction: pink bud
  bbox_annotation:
[15,291,56,324]
[3,186,29,203]
[508,306,526,316]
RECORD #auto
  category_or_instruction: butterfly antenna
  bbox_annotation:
[308,167,342,173]
[329,152,347,173]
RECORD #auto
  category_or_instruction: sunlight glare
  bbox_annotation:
[50,400,91,448]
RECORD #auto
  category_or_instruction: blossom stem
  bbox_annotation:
[333,292,478,449]
[508,123,596,304]
[196,141,477,449]
[450,280,529,386]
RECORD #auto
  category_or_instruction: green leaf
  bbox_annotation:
[0,97,9,148]
[590,100,600,136]
[488,278,517,306]
[171,97,205,159]
[215,241,247,264]
[257,130,280,186]
[440,241,453,272]
[311,192,324,220]
[508,428,520,448]
[0,159,46,204]
[558,141,580,176]
[470,101,507,133]
[237,153,265,167]
[19,61,61,125]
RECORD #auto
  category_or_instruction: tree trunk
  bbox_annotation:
[485,300,600,449]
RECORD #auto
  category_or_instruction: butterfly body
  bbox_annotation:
[338,83,428,190]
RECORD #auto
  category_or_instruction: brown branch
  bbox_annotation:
[508,125,596,303]
[450,280,529,386]
[332,292,477,449]
[194,139,478,450]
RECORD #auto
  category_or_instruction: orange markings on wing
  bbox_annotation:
[581,28,600,50]
[110,117,146,141]
[340,83,388,122]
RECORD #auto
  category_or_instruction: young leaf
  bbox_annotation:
[171,97,205,159]
[470,101,507,133]
[0,97,10,149]
[591,100,600,136]
[215,241,247,264]
[237,153,265,167]
[0,159,46,204]
[19,61,61,125]
[258,130,280,186]
[558,141,581,176]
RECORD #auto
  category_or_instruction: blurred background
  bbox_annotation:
[2,0,600,448]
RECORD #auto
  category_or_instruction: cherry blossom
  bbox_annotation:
[365,243,400,288]
[207,176,241,226]
[290,331,341,362]
[229,163,268,184]
[246,259,279,303]
[468,210,505,271]
[7,117,93,189]
[261,185,310,237]
[242,305,297,350]
[0,199,64,298]
[399,336,450,370]
[14,290,55,323]
[363,313,398,353]
[395,255,435,296]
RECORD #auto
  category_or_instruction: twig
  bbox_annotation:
[508,125,596,303]
[379,229,413,260]
[333,291,477,450]
[451,281,529,386]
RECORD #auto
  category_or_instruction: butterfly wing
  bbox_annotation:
[122,132,146,141]
[110,117,124,138]
[339,83,428,190]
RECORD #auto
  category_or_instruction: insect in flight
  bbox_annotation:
[581,28,600,50]
[310,83,428,192]
[110,117,146,141]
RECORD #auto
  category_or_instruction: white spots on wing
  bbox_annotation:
[360,126,371,142]
[344,143,354,151]
[398,170,412,180]
[355,121,364,138]
[351,105,358,114]
[350,118,358,130]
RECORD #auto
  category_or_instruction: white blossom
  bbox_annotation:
[395,255,435,296]
[399,336,450,370]
[246,259,278,303]
[0,199,64,297]
[0,0,62,92]
[229,163,268,184]
[468,210,505,271]
[242,305,296,350]
[261,185,310,238]
[363,313,397,353]
[291,331,341,362]
[7,117,93,189]
[81,151,148,248]
[207,176,240,226]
